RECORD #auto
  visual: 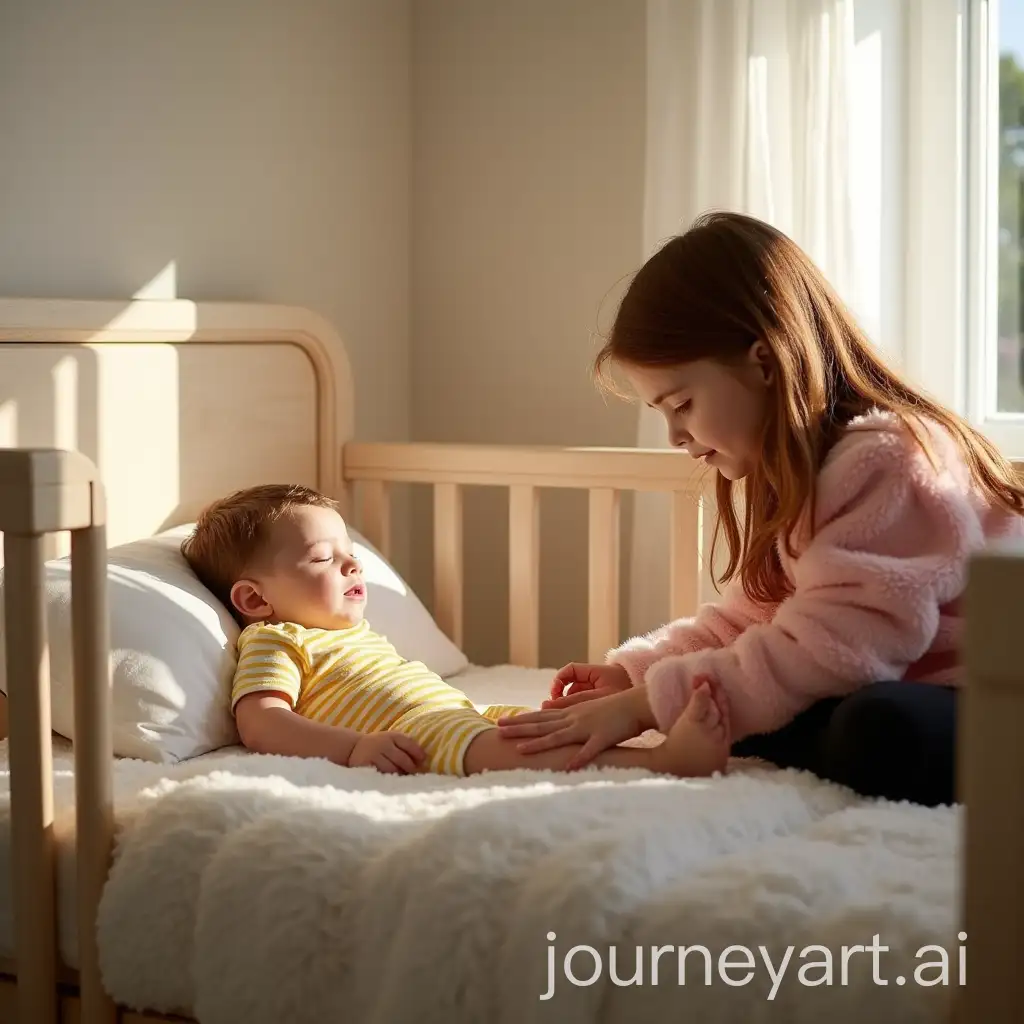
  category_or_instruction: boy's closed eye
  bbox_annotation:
[310,551,360,566]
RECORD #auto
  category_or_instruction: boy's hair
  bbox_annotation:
[595,210,1024,605]
[181,483,338,613]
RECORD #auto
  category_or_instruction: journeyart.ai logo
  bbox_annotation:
[540,931,968,1002]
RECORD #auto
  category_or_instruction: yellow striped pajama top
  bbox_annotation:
[230,620,528,776]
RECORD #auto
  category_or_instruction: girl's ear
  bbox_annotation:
[748,340,775,385]
[230,579,273,619]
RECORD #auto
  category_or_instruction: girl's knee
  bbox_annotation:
[831,682,914,731]
[831,681,955,738]
[826,686,915,769]
[820,681,956,805]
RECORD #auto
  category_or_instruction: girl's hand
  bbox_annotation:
[496,686,655,769]
[545,662,632,706]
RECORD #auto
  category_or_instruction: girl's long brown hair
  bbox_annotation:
[596,211,1024,605]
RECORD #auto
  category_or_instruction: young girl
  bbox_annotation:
[497,210,1024,807]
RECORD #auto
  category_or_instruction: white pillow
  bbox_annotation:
[0,524,468,764]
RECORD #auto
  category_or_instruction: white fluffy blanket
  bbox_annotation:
[0,667,960,1024]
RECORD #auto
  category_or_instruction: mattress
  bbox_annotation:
[0,664,962,1024]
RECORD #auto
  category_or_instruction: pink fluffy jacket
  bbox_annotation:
[608,410,1024,741]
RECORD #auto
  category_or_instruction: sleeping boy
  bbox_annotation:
[181,483,726,778]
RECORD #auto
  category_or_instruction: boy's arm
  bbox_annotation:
[231,624,361,764]
[234,693,361,764]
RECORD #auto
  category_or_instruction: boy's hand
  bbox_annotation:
[348,731,426,774]
[496,685,655,769]
[544,662,631,706]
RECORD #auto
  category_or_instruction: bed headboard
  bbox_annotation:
[0,298,354,563]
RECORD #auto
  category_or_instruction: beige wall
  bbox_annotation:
[411,0,647,666]
[0,0,647,669]
[0,0,412,448]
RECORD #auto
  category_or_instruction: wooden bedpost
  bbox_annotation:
[957,538,1024,1023]
[0,449,115,1024]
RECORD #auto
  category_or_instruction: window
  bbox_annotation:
[964,0,1024,453]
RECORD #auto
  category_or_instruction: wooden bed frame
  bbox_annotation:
[0,298,1020,1022]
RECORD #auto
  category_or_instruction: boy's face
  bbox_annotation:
[230,504,368,629]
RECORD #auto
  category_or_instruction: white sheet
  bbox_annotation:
[0,665,961,1023]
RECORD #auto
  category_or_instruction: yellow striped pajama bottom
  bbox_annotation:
[391,703,532,776]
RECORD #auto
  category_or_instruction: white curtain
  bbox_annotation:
[627,0,859,638]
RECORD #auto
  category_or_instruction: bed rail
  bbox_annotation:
[0,449,114,1024]
[341,442,708,664]
[957,539,1024,1022]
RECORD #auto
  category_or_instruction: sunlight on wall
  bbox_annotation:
[746,55,774,219]
[0,397,26,569]
[99,345,180,543]
[0,400,19,566]
[0,400,16,447]
[52,355,78,451]
[850,27,883,347]
[133,260,178,300]
[847,0,906,364]
[48,361,80,559]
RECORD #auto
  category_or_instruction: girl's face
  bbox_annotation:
[620,346,772,480]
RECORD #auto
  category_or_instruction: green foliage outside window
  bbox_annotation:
[998,52,1024,411]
